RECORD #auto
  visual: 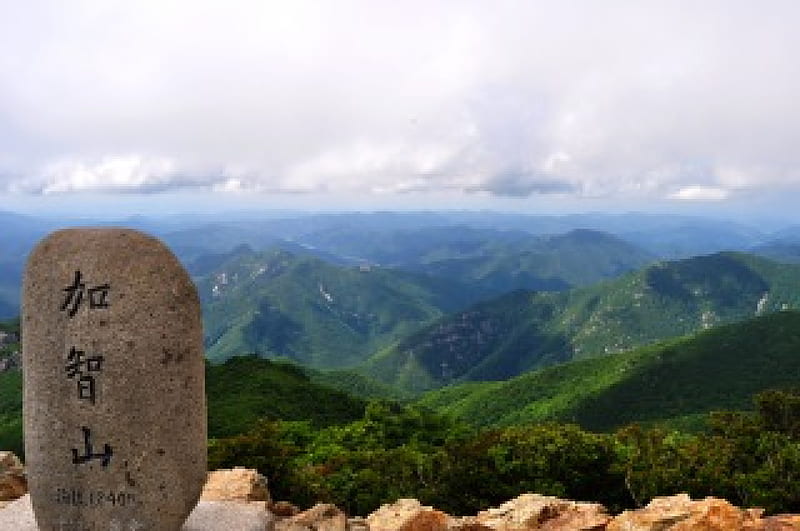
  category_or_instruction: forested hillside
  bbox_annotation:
[365,252,800,392]
[198,247,485,367]
[417,311,800,430]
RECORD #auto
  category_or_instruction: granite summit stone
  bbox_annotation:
[23,228,207,531]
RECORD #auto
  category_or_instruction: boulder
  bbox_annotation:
[670,497,758,530]
[368,498,451,531]
[473,493,610,530]
[274,502,347,530]
[607,493,765,531]
[0,451,26,501]
[201,468,271,503]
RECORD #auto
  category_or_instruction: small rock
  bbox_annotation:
[275,503,347,530]
[348,516,370,530]
[201,468,271,503]
[271,500,302,517]
[0,451,26,501]
[448,516,493,530]
[368,498,451,531]
[0,494,36,530]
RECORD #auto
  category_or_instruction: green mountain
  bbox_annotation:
[304,367,412,402]
[417,311,800,431]
[206,356,368,438]
[365,252,800,393]
[200,247,484,368]
[302,226,654,294]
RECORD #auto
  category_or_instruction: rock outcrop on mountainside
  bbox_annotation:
[0,458,798,530]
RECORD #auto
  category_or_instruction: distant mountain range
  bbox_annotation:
[300,226,655,294]
[364,252,800,393]
[417,310,800,431]
[1,209,797,317]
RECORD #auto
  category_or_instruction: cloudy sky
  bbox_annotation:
[1,0,798,217]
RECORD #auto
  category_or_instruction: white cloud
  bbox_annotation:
[1,0,799,202]
[669,186,730,202]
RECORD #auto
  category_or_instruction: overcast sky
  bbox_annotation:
[1,0,799,216]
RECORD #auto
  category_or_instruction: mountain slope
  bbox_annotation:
[417,311,800,431]
[200,247,484,368]
[206,355,368,438]
[365,252,800,393]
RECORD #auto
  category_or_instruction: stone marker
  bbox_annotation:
[23,228,207,530]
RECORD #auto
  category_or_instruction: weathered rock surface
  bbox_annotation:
[201,467,271,504]
[0,494,37,529]
[472,493,610,530]
[606,493,796,531]
[183,500,274,531]
[368,498,450,531]
[23,228,207,530]
[0,494,274,530]
[274,502,347,530]
[759,515,800,530]
[0,451,27,501]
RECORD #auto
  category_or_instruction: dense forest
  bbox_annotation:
[209,390,800,516]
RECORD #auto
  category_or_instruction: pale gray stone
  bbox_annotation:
[0,495,273,530]
[0,494,37,530]
[23,229,207,530]
[183,501,273,531]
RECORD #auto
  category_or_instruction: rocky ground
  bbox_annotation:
[0,453,798,530]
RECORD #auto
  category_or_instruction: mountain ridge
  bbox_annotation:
[364,252,800,393]
[416,310,800,431]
